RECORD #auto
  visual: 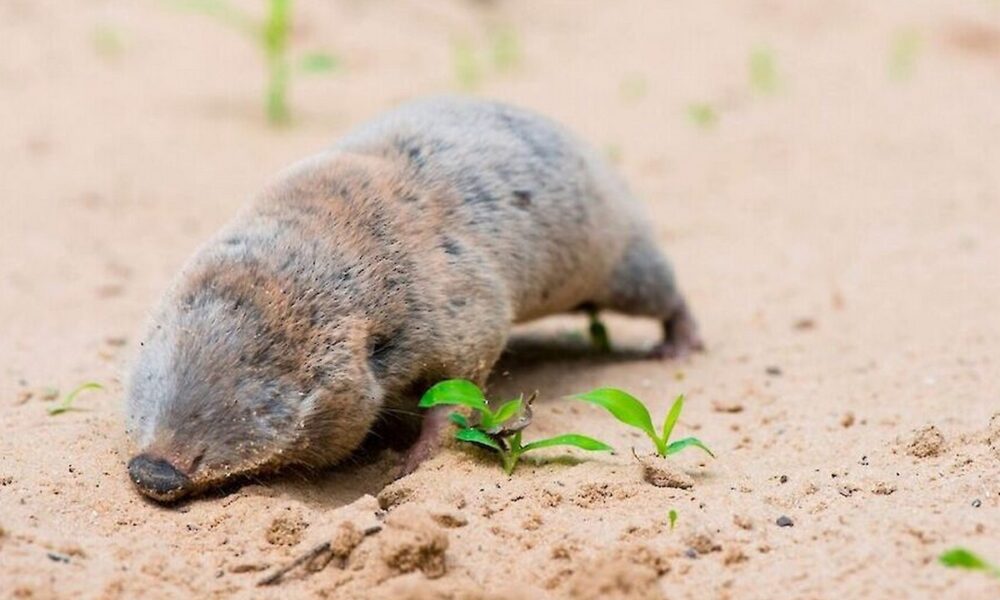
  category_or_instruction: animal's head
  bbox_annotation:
[124,157,426,502]
[125,240,392,502]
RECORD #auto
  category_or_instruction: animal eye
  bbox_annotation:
[368,333,397,375]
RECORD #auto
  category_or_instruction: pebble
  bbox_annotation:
[776,515,794,528]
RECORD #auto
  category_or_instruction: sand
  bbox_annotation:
[2,0,999,598]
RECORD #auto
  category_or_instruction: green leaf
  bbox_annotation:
[490,398,522,426]
[298,52,339,73]
[419,379,488,413]
[448,412,469,428]
[939,547,1000,578]
[48,382,103,416]
[661,394,685,444]
[940,548,990,571]
[575,388,656,440]
[668,509,678,530]
[520,434,613,454]
[665,437,715,458]
[454,427,502,451]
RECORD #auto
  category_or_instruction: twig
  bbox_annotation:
[257,524,382,587]
[258,542,330,586]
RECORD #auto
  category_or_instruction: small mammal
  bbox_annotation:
[125,97,702,502]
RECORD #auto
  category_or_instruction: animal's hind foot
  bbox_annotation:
[647,298,704,360]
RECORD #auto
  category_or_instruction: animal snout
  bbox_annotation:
[127,454,192,502]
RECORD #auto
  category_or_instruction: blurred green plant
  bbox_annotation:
[452,26,522,90]
[92,25,126,59]
[939,548,1000,579]
[47,382,103,416]
[889,29,922,81]
[620,74,648,102]
[686,103,718,129]
[668,509,678,530]
[168,0,339,124]
[453,38,483,90]
[585,306,611,353]
[490,26,521,72]
[749,47,779,94]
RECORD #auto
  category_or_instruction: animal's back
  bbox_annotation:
[333,97,645,321]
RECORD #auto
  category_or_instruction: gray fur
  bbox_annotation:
[124,97,699,501]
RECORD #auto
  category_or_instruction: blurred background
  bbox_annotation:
[4,0,1000,409]
[3,2,1000,597]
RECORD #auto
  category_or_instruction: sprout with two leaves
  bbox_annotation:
[418,380,612,474]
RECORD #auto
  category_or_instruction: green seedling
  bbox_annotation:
[686,103,718,129]
[576,388,714,458]
[668,509,678,530]
[939,548,1000,579]
[92,26,126,59]
[749,47,779,94]
[585,307,611,353]
[452,26,522,90]
[419,380,613,474]
[889,29,922,81]
[490,26,521,72]
[47,382,103,416]
[169,0,338,124]
[452,38,483,90]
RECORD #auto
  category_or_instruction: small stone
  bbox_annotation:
[840,412,856,428]
[972,499,982,508]
[779,475,788,484]
[765,366,782,376]
[776,515,794,528]
[684,548,699,559]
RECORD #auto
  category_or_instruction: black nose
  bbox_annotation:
[127,454,192,502]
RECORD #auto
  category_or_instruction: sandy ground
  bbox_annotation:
[3,0,1000,598]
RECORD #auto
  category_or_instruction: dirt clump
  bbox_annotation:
[637,454,694,489]
[906,425,946,458]
[330,521,367,561]
[379,482,415,510]
[266,514,309,546]
[376,574,514,600]
[988,413,1000,458]
[567,555,664,600]
[380,505,449,578]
